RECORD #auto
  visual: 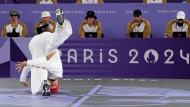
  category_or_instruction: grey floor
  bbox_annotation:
[0,78,190,107]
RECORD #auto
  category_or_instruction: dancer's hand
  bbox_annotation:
[16,61,27,72]
[21,82,30,88]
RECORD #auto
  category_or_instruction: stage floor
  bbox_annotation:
[0,78,190,107]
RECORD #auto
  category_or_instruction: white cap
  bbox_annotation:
[41,11,51,18]
[176,11,185,19]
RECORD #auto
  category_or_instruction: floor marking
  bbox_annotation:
[75,79,83,81]
[63,79,71,80]
[150,80,157,82]
[112,79,119,81]
[139,79,146,81]
[71,85,102,107]
[94,79,101,80]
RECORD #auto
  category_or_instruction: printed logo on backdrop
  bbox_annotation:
[129,49,159,64]
[158,10,181,14]
[144,49,159,64]
[31,10,117,14]
[129,49,189,64]
[94,10,117,14]
[31,11,54,14]
[0,11,22,14]
[126,10,149,14]
[67,48,189,64]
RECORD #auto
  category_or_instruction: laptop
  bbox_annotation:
[173,32,186,38]
[36,24,49,34]
[85,32,97,38]
[7,32,19,37]
[130,32,143,38]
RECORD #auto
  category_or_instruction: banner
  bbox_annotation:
[0,4,190,38]
[0,38,10,77]
[1,37,190,79]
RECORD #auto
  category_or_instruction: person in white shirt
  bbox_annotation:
[16,8,72,96]
[127,9,151,38]
[79,11,103,38]
[143,0,167,3]
[35,11,56,35]
[76,0,104,4]
[1,10,28,37]
[36,0,57,4]
[166,11,190,38]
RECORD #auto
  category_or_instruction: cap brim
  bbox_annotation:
[177,17,185,20]
[133,14,141,16]
[85,16,97,19]
[41,16,51,18]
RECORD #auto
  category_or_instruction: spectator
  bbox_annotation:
[186,0,190,3]
[1,10,28,37]
[35,11,56,35]
[143,0,167,3]
[127,9,151,38]
[36,0,57,4]
[78,11,102,38]
[166,11,190,38]
[76,0,104,4]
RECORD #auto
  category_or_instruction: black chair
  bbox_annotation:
[101,33,104,38]
[149,34,153,38]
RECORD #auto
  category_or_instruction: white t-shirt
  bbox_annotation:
[82,0,98,4]
[6,23,24,36]
[39,0,53,4]
[147,0,163,3]
[132,20,146,32]
[83,24,98,32]
[171,23,189,33]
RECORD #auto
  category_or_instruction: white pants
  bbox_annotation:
[28,36,48,95]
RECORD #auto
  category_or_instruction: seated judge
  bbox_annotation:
[166,11,190,38]
[35,11,56,35]
[1,10,28,37]
[186,0,190,3]
[127,9,151,38]
[78,11,102,38]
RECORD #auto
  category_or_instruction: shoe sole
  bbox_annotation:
[57,15,64,25]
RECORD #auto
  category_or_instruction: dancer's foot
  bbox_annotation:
[55,8,65,25]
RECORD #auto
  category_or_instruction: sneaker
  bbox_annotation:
[55,8,64,25]
[42,80,51,96]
